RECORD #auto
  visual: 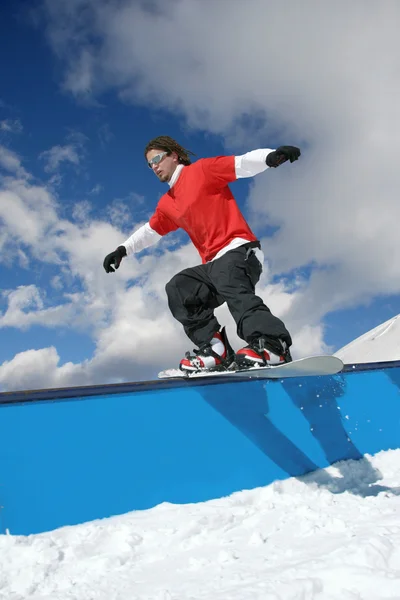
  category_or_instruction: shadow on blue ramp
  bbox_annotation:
[202,375,371,484]
[203,369,400,496]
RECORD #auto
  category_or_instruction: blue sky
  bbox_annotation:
[1,0,400,391]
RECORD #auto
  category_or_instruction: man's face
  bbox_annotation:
[146,149,179,183]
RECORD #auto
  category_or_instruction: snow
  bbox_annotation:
[2,317,400,599]
[1,451,400,599]
[335,314,400,364]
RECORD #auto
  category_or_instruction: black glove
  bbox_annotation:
[266,146,301,168]
[103,245,127,273]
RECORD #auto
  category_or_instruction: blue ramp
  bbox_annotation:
[1,361,400,535]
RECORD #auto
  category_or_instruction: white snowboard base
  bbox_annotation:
[158,355,343,381]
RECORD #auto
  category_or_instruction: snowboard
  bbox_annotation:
[158,355,343,380]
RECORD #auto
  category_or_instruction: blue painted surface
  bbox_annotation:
[1,362,400,535]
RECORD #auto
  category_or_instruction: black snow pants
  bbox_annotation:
[165,242,292,349]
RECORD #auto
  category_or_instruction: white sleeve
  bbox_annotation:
[235,148,275,178]
[122,222,162,256]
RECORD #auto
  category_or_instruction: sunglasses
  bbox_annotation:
[148,151,169,169]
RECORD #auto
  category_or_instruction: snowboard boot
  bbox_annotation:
[179,327,235,373]
[236,336,292,368]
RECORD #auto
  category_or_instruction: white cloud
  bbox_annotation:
[39,143,81,172]
[106,199,133,229]
[33,0,400,334]
[39,129,88,175]
[89,183,103,195]
[0,168,324,392]
[64,48,96,97]
[17,249,30,269]
[0,347,91,391]
[72,199,93,223]
[2,0,400,389]
[0,119,23,134]
[0,153,182,389]
[0,145,29,178]
[3,285,44,313]
[0,145,360,392]
[0,285,85,331]
[0,149,320,392]
[0,175,60,259]
[98,123,113,148]
[50,275,64,290]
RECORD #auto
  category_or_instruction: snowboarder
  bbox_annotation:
[103,136,300,373]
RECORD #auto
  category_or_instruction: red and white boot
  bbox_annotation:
[180,327,234,373]
[236,337,291,368]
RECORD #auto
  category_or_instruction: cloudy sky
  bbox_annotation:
[1,0,400,392]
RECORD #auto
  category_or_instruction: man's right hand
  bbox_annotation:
[103,246,127,273]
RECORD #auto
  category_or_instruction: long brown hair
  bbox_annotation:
[144,136,195,166]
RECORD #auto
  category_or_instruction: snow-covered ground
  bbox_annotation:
[335,314,400,364]
[2,317,400,600]
[1,451,400,600]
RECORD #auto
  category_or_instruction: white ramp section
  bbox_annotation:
[335,314,400,364]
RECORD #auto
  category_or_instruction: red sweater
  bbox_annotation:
[149,156,257,263]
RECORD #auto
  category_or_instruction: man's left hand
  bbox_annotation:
[266,146,301,168]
